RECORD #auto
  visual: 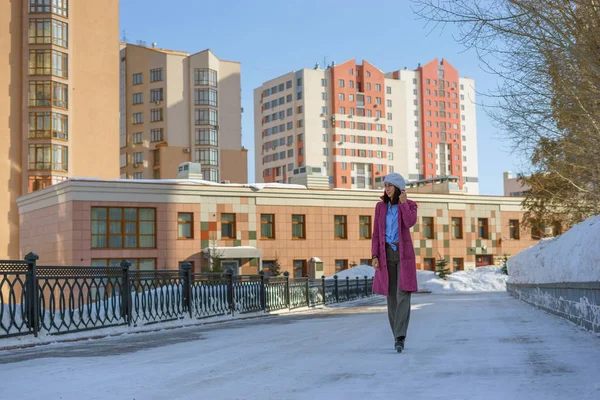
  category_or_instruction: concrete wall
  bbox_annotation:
[507,282,600,333]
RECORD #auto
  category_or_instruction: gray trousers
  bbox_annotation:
[386,245,411,339]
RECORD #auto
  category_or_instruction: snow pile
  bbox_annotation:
[417,266,508,293]
[328,264,508,293]
[327,265,375,280]
[508,215,600,284]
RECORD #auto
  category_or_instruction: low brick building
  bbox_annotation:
[16,178,536,277]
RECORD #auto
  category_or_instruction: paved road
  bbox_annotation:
[1,292,599,400]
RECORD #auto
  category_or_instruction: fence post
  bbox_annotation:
[24,252,39,337]
[355,277,359,299]
[284,271,290,309]
[364,275,369,297]
[346,277,350,301]
[259,270,266,312]
[321,275,326,305]
[225,267,235,316]
[305,277,310,307]
[120,260,132,326]
[179,262,192,318]
[334,275,339,303]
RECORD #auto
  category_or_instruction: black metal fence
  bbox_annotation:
[0,253,374,339]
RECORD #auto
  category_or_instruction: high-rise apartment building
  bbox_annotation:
[254,58,479,194]
[120,44,247,183]
[0,0,119,258]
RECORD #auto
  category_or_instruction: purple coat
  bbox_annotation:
[371,199,419,294]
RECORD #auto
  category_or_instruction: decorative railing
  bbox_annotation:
[0,253,374,339]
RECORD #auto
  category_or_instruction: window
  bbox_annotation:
[28,175,67,193]
[153,169,160,179]
[221,213,236,239]
[423,258,435,271]
[195,128,218,146]
[452,258,464,272]
[178,212,193,239]
[28,18,68,47]
[293,260,307,278]
[133,152,143,163]
[335,260,348,273]
[201,168,219,182]
[150,108,163,122]
[150,68,163,82]
[28,49,68,78]
[334,215,347,239]
[133,132,143,144]
[531,224,543,240]
[195,109,218,125]
[478,218,489,239]
[292,214,305,239]
[133,112,143,124]
[150,88,163,103]
[552,221,562,236]
[195,88,218,106]
[451,217,463,239]
[195,148,218,166]
[509,220,520,240]
[422,217,434,239]
[133,73,143,85]
[359,216,371,239]
[150,128,163,142]
[30,0,69,17]
[133,93,143,105]
[91,207,156,249]
[29,81,68,108]
[194,68,218,87]
[152,149,160,166]
[28,112,68,139]
[261,214,275,239]
[28,144,67,171]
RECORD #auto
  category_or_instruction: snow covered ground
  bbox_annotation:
[1,292,599,400]
[331,264,508,293]
[508,214,600,284]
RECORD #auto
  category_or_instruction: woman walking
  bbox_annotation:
[371,173,418,353]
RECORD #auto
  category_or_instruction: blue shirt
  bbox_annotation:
[385,202,399,251]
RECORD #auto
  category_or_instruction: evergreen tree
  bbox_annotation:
[270,257,281,277]
[501,254,509,275]
[435,256,451,280]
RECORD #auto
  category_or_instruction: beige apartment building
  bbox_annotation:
[254,58,479,194]
[17,175,537,276]
[0,0,119,259]
[119,44,247,183]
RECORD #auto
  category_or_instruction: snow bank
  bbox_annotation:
[327,265,508,293]
[507,215,600,284]
[327,265,375,280]
[418,266,508,293]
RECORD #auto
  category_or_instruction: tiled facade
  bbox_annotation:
[18,179,537,276]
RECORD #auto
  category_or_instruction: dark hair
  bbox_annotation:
[383,186,400,205]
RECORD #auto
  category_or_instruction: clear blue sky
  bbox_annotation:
[120,0,524,195]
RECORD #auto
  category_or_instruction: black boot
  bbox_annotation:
[394,336,405,353]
